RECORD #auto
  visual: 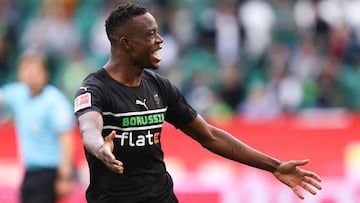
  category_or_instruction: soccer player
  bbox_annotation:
[74,2,322,203]
[0,53,75,203]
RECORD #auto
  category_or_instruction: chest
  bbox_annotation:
[100,81,167,149]
[15,96,49,121]
[13,96,53,134]
[104,81,165,113]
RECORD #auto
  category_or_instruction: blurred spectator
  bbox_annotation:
[217,64,245,111]
[238,0,275,57]
[177,29,220,95]
[340,57,360,111]
[214,0,241,66]
[0,52,75,203]
[59,48,90,101]
[20,0,80,57]
[312,0,333,52]
[272,0,297,47]
[315,57,347,108]
[168,6,196,49]
[238,81,282,121]
[265,43,303,113]
[328,23,349,62]
[293,0,316,35]
[289,36,321,109]
[20,0,81,86]
[0,0,21,85]
[277,74,303,112]
[87,1,115,68]
[289,36,321,82]
[186,81,217,117]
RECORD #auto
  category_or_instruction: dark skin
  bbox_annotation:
[77,12,322,199]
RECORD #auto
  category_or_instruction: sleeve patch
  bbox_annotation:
[74,92,91,112]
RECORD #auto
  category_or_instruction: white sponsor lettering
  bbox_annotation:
[115,130,159,147]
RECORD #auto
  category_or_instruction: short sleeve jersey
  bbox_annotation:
[74,68,197,202]
[2,83,74,170]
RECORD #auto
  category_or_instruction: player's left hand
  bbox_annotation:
[273,159,322,199]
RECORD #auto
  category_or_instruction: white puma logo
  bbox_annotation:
[136,99,149,110]
[79,86,89,91]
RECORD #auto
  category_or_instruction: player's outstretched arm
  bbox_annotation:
[77,111,123,174]
[180,115,322,199]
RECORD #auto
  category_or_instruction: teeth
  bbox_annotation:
[153,50,161,57]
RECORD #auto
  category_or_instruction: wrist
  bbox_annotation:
[269,159,282,173]
[95,143,105,159]
[57,173,73,181]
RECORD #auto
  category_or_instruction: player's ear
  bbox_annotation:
[120,37,131,51]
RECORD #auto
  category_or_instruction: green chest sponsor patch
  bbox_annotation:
[122,113,165,127]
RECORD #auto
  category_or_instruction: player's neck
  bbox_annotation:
[103,61,143,87]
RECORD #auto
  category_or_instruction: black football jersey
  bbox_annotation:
[74,68,197,202]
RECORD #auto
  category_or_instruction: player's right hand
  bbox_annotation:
[96,131,124,174]
[273,159,322,199]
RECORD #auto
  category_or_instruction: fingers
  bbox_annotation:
[105,130,116,141]
[99,131,123,173]
[301,181,317,195]
[303,176,322,191]
[102,154,124,174]
[277,159,322,200]
[104,131,116,152]
[297,161,322,190]
[292,187,304,200]
[292,180,318,200]
[108,159,124,174]
[292,159,309,167]
[292,175,322,200]
[307,171,322,183]
[301,168,322,184]
[102,151,116,162]
[98,147,124,174]
[97,154,123,174]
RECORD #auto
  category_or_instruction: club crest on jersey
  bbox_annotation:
[74,92,91,112]
[154,93,160,105]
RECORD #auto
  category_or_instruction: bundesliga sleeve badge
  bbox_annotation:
[74,92,91,112]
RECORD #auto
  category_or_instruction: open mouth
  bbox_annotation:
[151,48,162,62]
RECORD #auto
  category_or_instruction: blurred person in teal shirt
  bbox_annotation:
[0,52,75,203]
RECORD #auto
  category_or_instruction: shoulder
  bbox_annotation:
[143,69,165,80]
[143,69,173,87]
[1,83,29,108]
[2,82,27,92]
[81,68,107,86]
[45,85,66,97]
[2,82,29,99]
[75,69,108,96]
[44,85,71,106]
[143,70,185,103]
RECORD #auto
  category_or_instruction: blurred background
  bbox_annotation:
[0,0,360,202]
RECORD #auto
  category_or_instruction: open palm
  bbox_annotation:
[273,159,322,199]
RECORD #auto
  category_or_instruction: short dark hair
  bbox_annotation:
[18,50,51,72]
[105,2,147,45]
